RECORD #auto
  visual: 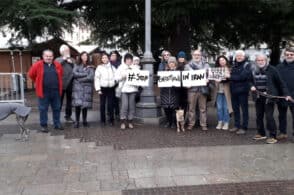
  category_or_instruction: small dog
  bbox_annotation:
[0,103,31,141]
[176,108,185,133]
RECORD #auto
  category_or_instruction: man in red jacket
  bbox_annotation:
[28,49,64,132]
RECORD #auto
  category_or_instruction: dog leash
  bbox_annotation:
[255,90,294,103]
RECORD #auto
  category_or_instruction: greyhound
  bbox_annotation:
[0,103,31,141]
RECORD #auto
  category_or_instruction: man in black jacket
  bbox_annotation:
[276,47,294,140]
[56,44,74,123]
[229,50,252,135]
[251,53,291,144]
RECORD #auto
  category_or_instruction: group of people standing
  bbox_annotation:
[158,47,294,144]
[28,44,294,144]
[28,45,141,132]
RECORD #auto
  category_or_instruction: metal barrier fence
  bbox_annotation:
[0,73,25,105]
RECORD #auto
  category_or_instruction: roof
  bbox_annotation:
[29,37,79,57]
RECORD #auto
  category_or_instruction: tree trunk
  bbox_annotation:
[168,17,191,59]
[269,34,282,66]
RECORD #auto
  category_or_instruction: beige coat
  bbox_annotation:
[211,81,233,114]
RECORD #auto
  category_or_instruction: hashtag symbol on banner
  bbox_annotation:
[128,73,135,81]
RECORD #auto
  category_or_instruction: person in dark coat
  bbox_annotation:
[158,50,171,71]
[276,47,294,140]
[110,50,121,120]
[55,44,74,123]
[160,56,179,128]
[177,51,188,113]
[72,52,95,128]
[250,53,291,144]
[229,50,252,135]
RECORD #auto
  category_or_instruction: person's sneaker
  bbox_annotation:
[266,138,278,144]
[54,126,64,130]
[216,121,223,130]
[40,126,49,133]
[229,127,238,132]
[65,117,74,123]
[253,134,267,140]
[222,123,229,130]
[128,122,134,129]
[187,125,193,130]
[120,122,126,130]
[276,133,288,140]
[202,126,208,131]
[236,129,246,135]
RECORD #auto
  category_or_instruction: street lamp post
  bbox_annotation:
[135,0,162,123]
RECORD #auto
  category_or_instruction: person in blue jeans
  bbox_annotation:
[213,55,233,130]
[28,49,64,132]
[229,50,252,135]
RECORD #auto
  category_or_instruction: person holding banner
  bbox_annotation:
[185,50,211,131]
[177,51,188,113]
[212,55,233,130]
[160,56,180,128]
[229,50,252,135]
[115,53,140,130]
[94,52,117,126]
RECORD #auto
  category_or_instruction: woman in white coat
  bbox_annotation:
[94,52,117,126]
[115,53,140,129]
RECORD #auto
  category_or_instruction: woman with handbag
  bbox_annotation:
[94,52,117,126]
[115,53,140,130]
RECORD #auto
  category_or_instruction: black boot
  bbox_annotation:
[75,106,81,128]
[83,121,89,127]
[74,121,79,128]
[82,108,89,127]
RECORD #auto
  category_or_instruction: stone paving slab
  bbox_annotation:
[1,95,294,194]
[122,180,294,195]
[0,130,294,194]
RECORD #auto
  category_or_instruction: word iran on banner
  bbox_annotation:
[157,71,181,87]
[182,69,207,87]
[126,70,149,86]
[207,67,227,81]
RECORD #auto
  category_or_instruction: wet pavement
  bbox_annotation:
[0,91,294,194]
